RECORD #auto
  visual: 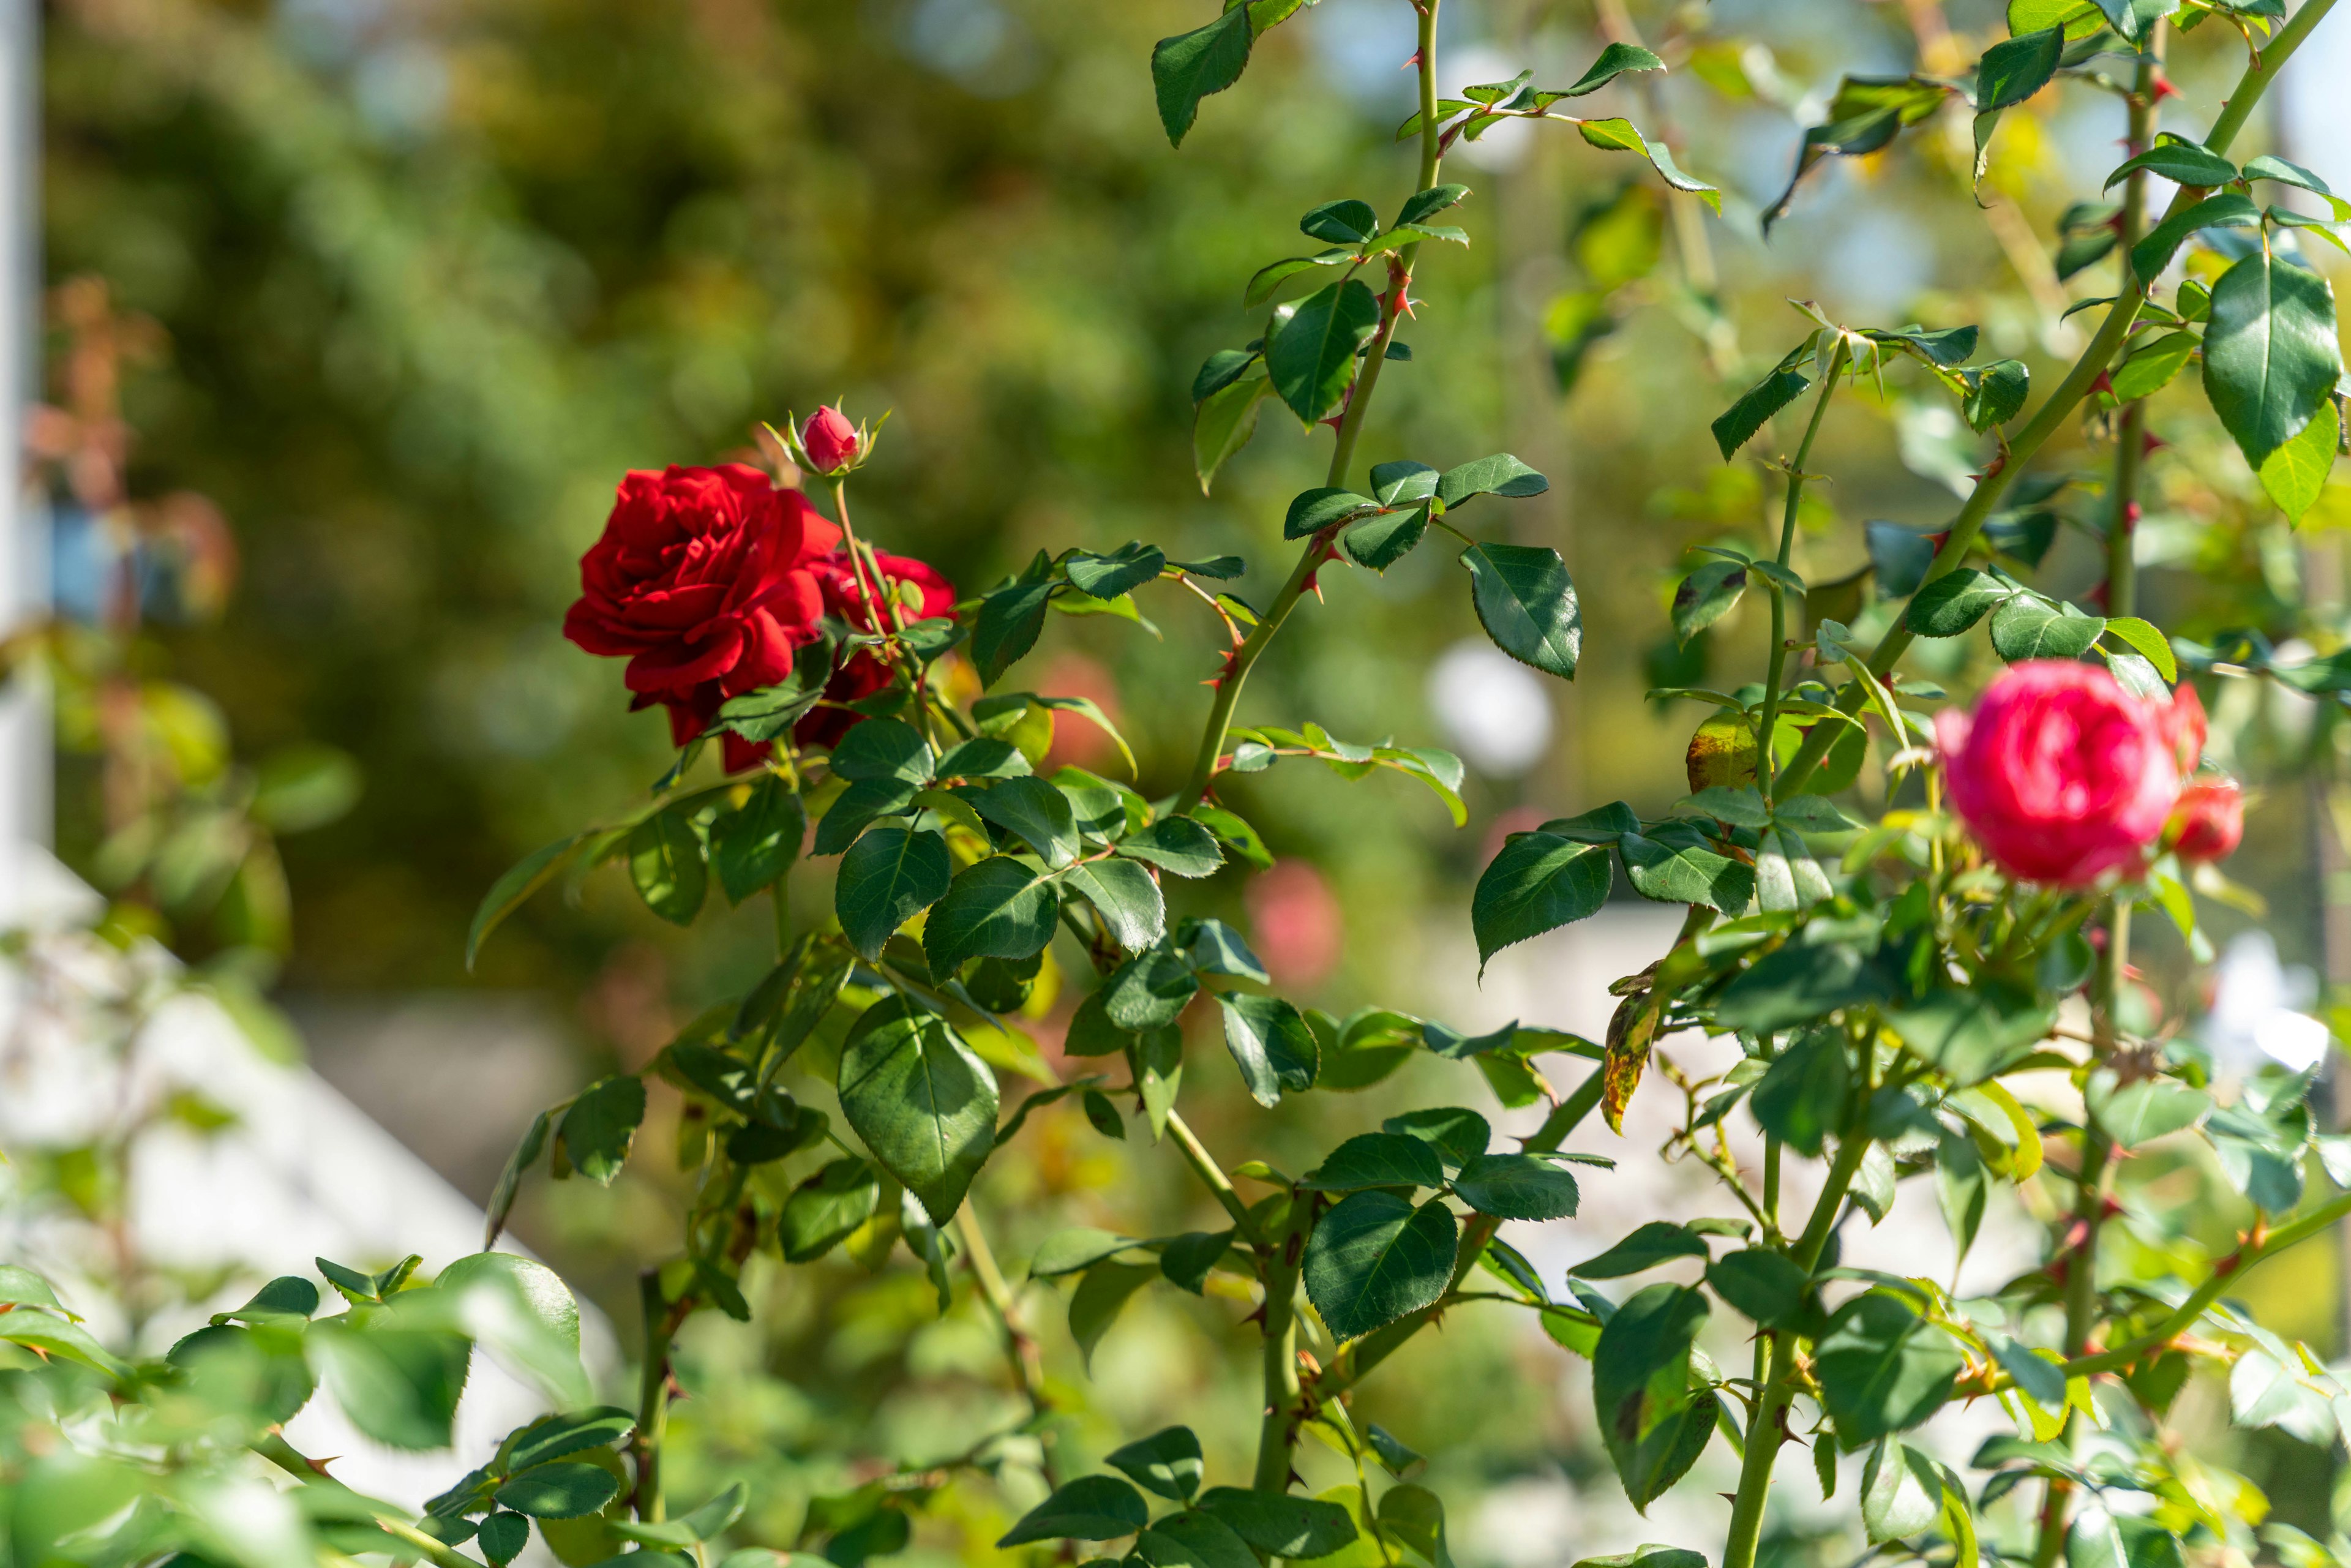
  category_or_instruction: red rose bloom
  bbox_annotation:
[2160,681,2207,773]
[795,548,957,748]
[801,406,862,473]
[564,463,841,768]
[2169,778,2244,863]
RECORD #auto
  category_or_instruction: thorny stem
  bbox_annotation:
[1166,1107,1269,1247]
[1252,1200,1308,1498]
[828,476,945,748]
[1174,0,1445,814]
[1756,340,1848,805]
[1772,0,2336,796]
[255,1436,492,1568]
[956,1207,1054,1463]
[632,1269,691,1522]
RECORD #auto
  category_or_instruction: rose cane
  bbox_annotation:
[1934,660,2181,887]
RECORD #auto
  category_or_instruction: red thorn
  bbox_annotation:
[2090,370,2114,397]
[2083,580,2110,612]
[2152,74,2181,102]
[2142,429,2167,457]
[1402,50,1422,69]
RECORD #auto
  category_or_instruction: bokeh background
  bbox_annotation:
[26,0,2351,1559]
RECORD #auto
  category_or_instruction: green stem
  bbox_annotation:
[1252,1199,1308,1498]
[2105,26,2162,621]
[1722,1120,1874,1568]
[1174,0,1444,812]
[956,1208,1054,1457]
[632,1269,684,1522]
[1757,342,1848,804]
[1164,1107,1268,1246]
[1771,0,2334,795]
[254,1437,492,1568]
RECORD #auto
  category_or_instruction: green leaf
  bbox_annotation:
[1573,1550,1707,1568]
[211,1274,320,1328]
[1302,1131,1447,1191]
[2100,616,2179,681]
[310,1323,471,1451]
[628,811,707,926]
[1564,40,1665,95]
[2085,1068,2210,1148]
[2203,250,2344,471]
[1591,1283,1719,1509]
[484,1110,550,1248]
[496,1463,620,1520]
[998,1476,1151,1545]
[1267,279,1382,425]
[1151,7,1253,147]
[4,1313,129,1378]
[814,776,918,854]
[1063,858,1168,951]
[1102,950,1199,1030]
[972,578,1057,688]
[1217,992,1319,1106]
[923,858,1056,977]
[1471,833,1611,965]
[837,996,999,1223]
[1180,916,1267,981]
[1300,197,1379,244]
[1384,1106,1491,1172]
[1671,560,1749,646]
[1436,453,1550,506]
[1397,184,1471,227]
[1884,984,2055,1086]
[780,1161,883,1269]
[1461,542,1580,680]
[1712,367,1812,460]
[1707,1247,1810,1327]
[1989,597,2105,662]
[1369,459,1440,505]
[1303,1191,1458,1340]
[2260,396,2339,522]
[1620,829,1756,912]
[1715,940,1891,1033]
[2069,1511,2188,1568]
[1066,542,1168,599]
[1194,372,1273,494]
[1975,26,2062,111]
[1107,1427,1205,1502]
[1575,118,1722,212]
[558,1075,646,1185]
[1195,1490,1359,1559]
[829,718,932,782]
[1962,359,2031,430]
[478,1514,530,1564]
[1452,1152,1580,1220]
[834,827,951,959]
[1245,254,1348,309]
[1132,1516,1258,1568]
[468,834,587,970]
[2105,134,2237,191]
[1935,1131,1989,1263]
[1860,1441,1942,1543]
[1284,486,1382,539]
[708,776,804,905]
[1764,77,1951,231]
[1115,817,1223,878]
[2130,191,2259,284]
[1343,503,1432,572]
[1068,1259,1156,1371]
[1906,568,2011,635]
[1750,1030,1851,1157]
[1572,1220,1711,1279]
[2110,331,2198,403]
[933,735,1028,782]
[1814,1292,1964,1444]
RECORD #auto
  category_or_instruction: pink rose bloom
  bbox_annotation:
[1935,661,2181,888]
[2159,681,2207,773]
[801,405,862,473]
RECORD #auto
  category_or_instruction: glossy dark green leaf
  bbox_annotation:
[1384,1106,1491,1172]
[1217,991,1318,1106]
[924,858,1057,974]
[495,1463,620,1520]
[708,776,804,905]
[1343,503,1432,571]
[1572,1220,1710,1279]
[837,997,999,1223]
[834,827,951,959]
[1712,367,1812,459]
[1962,359,2031,430]
[476,1513,529,1565]
[813,775,919,855]
[1435,452,1548,506]
[1989,597,2105,662]
[1159,1229,1235,1295]
[628,811,707,926]
[1150,7,1253,148]
[558,1075,645,1185]
[1284,486,1381,539]
[1453,1152,1580,1220]
[2131,191,2259,284]
[1103,950,1199,1030]
[1975,26,2061,110]
[1131,1516,1256,1568]
[1300,197,1379,244]
[1064,858,1168,951]
[1906,568,2011,636]
[1706,1247,1810,1327]
[2105,134,2236,191]
[1194,372,1273,494]
[1575,118,1722,212]
[1303,1191,1458,1340]
[1564,40,1665,95]
[1302,1131,1447,1191]
[972,578,1057,688]
[1194,1490,1358,1559]
[1461,542,1580,679]
[1591,1283,1719,1510]
[1395,184,1471,226]
[1179,917,1267,981]
[1114,817,1223,878]
[1066,542,1166,599]
[1715,940,1891,1033]
[1106,1427,1205,1502]
[1672,560,1748,646]
[1267,279,1382,424]
[1814,1292,1964,1444]
[779,1158,880,1262]
[1884,984,2055,1086]
[829,718,932,782]
[2203,249,2344,469]
[1620,830,1755,912]
[997,1475,1150,1545]
[1472,834,1611,965]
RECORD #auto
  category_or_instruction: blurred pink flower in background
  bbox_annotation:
[1245,860,1343,990]
[1935,660,2180,888]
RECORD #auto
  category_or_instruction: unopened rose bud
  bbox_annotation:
[801,405,861,473]
[2169,778,2244,863]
